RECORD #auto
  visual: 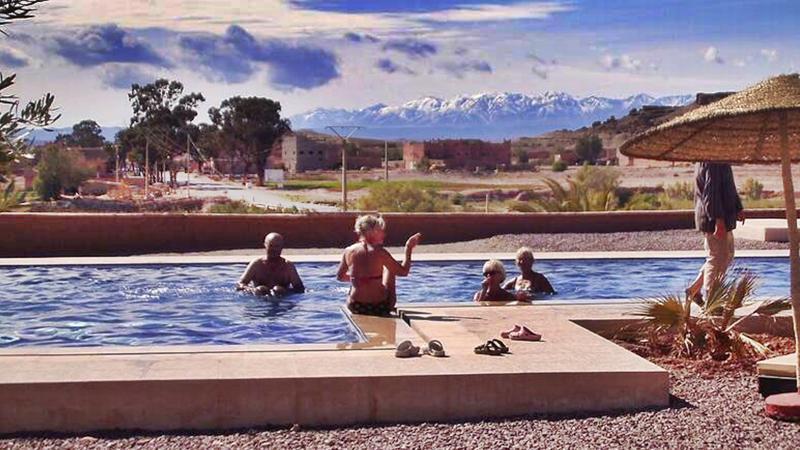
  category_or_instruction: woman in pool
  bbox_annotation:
[503,247,556,295]
[337,215,422,316]
[474,259,531,302]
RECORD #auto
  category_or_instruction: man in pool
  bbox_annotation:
[337,215,422,316]
[503,247,556,295]
[236,232,305,297]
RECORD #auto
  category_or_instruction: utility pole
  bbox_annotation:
[144,137,149,198]
[186,134,191,198]
[326,125,363,212]
[384,140,389,182]
[114,144,120,183]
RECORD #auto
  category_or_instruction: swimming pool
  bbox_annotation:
[0,257,790,348]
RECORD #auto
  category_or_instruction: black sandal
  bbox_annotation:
[474,340,503,356]
[490,339,509,353]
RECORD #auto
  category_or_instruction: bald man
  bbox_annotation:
[236,233,305,296]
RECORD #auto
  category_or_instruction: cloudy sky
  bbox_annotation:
[2,0,798,128]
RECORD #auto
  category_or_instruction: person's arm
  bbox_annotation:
[288,262,305,293]
[502,276,516,290]
[236,260,257,290]
[336,253,350,282]
[474,278,491,302]
[382,233,423,277]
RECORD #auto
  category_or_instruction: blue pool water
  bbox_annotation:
[0,257,790,348]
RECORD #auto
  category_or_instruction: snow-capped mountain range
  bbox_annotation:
[291,91,694,140]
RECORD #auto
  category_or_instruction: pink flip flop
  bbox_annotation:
[509,326,542,342]
[500,324,521,339]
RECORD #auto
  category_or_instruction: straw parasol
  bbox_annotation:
[620,73,800,420]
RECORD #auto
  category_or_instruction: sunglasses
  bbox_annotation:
[483,271,497,277]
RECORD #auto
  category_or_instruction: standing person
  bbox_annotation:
[686,162,746,304]
[236,232,305,296]
[337,215,422,316]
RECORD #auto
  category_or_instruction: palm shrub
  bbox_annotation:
[631,270,790,360]
[532,165,620,211]
[742,177,765,200]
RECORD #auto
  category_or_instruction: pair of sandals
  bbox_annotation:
[395,339,446,358]
[474,338,509,356]
[500,324,542,341]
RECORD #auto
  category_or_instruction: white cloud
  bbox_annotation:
[600,53,641,71]
[733,59,746,68]
[760,48,778,62]
[413,1,574,23]
[703,46,724,64]
[38,0,571,37]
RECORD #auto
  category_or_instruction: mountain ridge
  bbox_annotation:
[290,91,694,140]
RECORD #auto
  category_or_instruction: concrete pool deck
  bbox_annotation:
[0,250,792,434]
[0,302,670,434]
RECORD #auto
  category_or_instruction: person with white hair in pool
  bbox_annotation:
[474,259,531,302]
[337,214,422,316]
[503,247,556,295]
[236,232,305,297]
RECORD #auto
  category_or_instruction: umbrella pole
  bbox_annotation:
[765,111,800,420]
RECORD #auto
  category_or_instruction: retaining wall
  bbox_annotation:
[0,209,792,257]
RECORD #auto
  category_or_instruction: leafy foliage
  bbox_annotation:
[33,145,93,200]
[54,120,106,147]
[574,134,603,164]
[123,79,205,185]
[0,178,24,211]
[631,270,790,360]
[742,177,764,200]
[551,160,567,172]
[356,181,452,212]
[209,96,290,185]
[531,165,620,212]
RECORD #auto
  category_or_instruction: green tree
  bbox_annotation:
[0,1,59,176]
[532,166,620,212]
[126,79,204,185]
[54,119,106,147]
[575,135,603,164]
[513,147,529,164]
[209,96,290,185]
[33,145,93,200]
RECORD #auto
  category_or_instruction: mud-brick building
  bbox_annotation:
[402,139,511,170]
[277,132,383,173]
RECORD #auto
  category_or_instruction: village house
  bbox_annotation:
[402,139,511,171]
[276,132,382,174]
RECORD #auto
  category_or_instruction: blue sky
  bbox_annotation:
[1,0,798,127]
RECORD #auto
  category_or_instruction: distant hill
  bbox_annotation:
[27,126,123,144]
[290,91,694,141]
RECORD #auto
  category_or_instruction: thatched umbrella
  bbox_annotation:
[620,73,800,420]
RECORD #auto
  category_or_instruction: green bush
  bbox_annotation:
[664,181,694,201]
[0,180,25,212]
[551,160,567,172]
[532,165,620,212]
[742,177,764,200]
[356,182,452,212]
[507,200,538,212]
[34,146,93,200]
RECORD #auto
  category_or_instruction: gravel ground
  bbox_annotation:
[171,229,788,257]
[3,365,799,450]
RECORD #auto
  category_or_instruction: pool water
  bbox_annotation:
[0,257,790,348]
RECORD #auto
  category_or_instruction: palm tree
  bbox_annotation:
[631,270,790,360]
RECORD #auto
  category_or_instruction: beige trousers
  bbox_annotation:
[701,231,735,294]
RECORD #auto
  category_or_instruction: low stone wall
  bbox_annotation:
[0,209,792,257]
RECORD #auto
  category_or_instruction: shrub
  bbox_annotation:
[551,160,567,172]
[507,200,538,212]
[664,181,694,201]
[207,200,270,214]
[356,182,452,212]
[0,180,25,212]
[34,146,93,200]
[631,270,789,360]
[533,166,620,212]
[742,177,764,200]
